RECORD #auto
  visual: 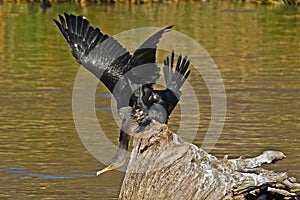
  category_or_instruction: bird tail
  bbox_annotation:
[53,13,108,60]
[163,51,191,98]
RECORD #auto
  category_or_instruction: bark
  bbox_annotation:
[119,121,300,200]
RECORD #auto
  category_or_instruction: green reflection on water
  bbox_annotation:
[0,1,299,199]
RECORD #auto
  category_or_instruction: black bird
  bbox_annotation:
[54,13,190,175]
[131,51,190,127]
[40,0,51,12]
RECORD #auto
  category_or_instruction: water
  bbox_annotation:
[0,2,299,199]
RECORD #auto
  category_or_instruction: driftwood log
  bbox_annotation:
[119,121,300,200]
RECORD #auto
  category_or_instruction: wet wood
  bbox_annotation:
[119,121,300,200]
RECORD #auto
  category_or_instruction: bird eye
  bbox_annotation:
[149,94,159,103]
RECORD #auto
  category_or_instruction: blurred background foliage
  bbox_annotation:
[1,0,300,8]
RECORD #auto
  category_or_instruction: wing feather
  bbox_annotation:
[54,13,173,108]
[163,51,191,98]
[124,25,173,85]
[54,13,130,93]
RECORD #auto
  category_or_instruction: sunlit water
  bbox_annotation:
[0,2,299,199]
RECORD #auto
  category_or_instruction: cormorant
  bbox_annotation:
[54,13,190,175]
[40,0,51,12]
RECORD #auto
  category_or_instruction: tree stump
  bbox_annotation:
[119,121,300,200]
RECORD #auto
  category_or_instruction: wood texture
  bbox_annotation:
[119,121,300,200]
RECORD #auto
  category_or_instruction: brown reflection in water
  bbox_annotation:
[0,1,299,199]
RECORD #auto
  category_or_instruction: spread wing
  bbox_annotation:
[54,13,172,107]
[54,13,130,93]
[124,25,173,87]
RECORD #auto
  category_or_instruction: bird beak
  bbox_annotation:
[96,165,116,176]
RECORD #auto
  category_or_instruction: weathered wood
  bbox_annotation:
[119,121,300,200]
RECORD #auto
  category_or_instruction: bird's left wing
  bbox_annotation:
[123,25,173,86]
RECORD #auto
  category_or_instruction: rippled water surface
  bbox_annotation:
[0,2,299,199]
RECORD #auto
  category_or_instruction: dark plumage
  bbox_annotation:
[131,51,191,126]
[54,13,171,108]
[54,13,191,175]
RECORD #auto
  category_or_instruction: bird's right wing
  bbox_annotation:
[54,13,131,93]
